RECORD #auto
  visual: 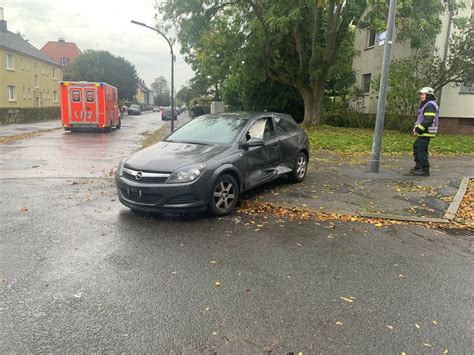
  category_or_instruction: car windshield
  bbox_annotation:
[130,105,139,109]
[166,114,249,144]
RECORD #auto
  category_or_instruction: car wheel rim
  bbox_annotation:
[296,155,307,179]
[213,180,235,212]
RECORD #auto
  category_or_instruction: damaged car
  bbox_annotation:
[115,112,309,216]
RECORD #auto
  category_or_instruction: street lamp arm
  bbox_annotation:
[130,20,173,57]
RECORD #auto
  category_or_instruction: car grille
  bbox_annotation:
[165,194,199,205]
[122,169,169,184]
[119,188,162,205]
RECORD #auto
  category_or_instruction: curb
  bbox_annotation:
[444,176,472,220]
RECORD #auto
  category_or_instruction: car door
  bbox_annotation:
[68,85,98,125]
[241,117,281,189]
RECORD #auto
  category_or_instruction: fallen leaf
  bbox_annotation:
[336,321,343,325]
[401,352,406,355]
[375,223,383,227]
[171,271,177,275]
[212,331,217,335]
[210,260,217,264]
[122,333,129,337]
[328,235,335,239]
[399,274,405,278]
[215,281,221,287]
[443,349,448,354]
[73,293,82,299]
[386,325,394,330]
[432,320,438,325]
[340,296,354,303]
[415,323,420,329]
[423,342,432,347]
[20,207,29,212]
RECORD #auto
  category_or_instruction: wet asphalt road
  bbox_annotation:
[1,113,473,354]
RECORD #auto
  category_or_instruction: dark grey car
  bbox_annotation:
[115,112,309,216]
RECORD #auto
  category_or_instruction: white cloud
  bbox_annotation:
[1,0,194,89]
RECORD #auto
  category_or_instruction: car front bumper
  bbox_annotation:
[115,172,211,213]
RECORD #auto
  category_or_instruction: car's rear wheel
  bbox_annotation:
[208,174,239,216]
[291,152,308,183]
[116,118,121,129]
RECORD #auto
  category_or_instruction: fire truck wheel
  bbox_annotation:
[116,118,121,129]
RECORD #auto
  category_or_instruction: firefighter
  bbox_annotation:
[410,87,439,177]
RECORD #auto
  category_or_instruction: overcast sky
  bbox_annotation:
[1,0,194,89]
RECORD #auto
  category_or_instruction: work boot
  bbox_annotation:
[413,168,430,177]
[409,165,421,173]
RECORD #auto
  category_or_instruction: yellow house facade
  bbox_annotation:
[1,16,63,108]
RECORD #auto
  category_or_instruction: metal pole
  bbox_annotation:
[369,0,397,172]
[170,49,175,132]
[131,20,175,133]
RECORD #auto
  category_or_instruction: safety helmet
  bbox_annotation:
[419,87,435,96]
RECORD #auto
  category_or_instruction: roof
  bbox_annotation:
[137,80,151,92]
[40,41,82,64]
[0,30,60,66]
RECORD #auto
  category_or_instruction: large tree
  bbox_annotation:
[151,76,171,106]
[64,50,137,100]
[158,0,457,126]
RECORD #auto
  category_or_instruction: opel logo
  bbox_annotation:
[135,171,143,180]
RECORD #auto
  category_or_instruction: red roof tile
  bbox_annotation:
[40,41,82,65]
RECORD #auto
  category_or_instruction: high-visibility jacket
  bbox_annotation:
[413,100,439,137]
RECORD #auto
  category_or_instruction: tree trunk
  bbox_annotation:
[299,80,324,126]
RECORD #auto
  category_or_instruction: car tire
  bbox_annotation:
[291,152,308,183]
[208,174,239,216]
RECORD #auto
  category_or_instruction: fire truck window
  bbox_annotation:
[86,90,95,103]
[71,90,81,103]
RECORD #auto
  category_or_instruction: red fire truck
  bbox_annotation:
[60,81,121,131]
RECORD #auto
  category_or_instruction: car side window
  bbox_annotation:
[247,118,274,141]
[274,115,297,134]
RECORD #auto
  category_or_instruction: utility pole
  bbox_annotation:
[369,0,397,172]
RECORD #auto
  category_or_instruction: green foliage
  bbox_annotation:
[176,86,193,106]
[151,76,171,106]
[306,126,474,155]
[64,50,137,100]
[0,107,60,124]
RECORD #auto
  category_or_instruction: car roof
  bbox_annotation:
[201,111,290,121]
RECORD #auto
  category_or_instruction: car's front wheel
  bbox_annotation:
[291,152,308,183]
[208,174,239,216]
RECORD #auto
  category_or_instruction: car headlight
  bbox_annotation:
[117,159,125,176]
[167,163,206,183]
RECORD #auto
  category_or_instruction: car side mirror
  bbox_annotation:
[241,138,265,149]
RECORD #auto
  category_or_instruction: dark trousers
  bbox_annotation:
[413,136,431,170]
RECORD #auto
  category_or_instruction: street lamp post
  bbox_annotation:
[131,20,175,133]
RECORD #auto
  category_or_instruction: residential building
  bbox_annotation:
[351,1,474,133]
[0,8,63,108]
[40,38,82,67]
[136,79,154,105]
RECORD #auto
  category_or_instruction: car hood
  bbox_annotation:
[124,141,229,172]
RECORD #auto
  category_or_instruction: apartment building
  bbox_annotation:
[352,1,473,133]
[0,8,63,108]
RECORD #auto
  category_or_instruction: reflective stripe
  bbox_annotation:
[424,112,436,116]
[417,124,426,131]
[420,133,435,137]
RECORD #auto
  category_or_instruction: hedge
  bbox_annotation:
[0,107,61,124]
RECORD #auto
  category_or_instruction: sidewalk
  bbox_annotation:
[0,119,61,137]
[245,152,473,223]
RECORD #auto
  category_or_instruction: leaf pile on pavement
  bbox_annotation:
[237,200,399,227]
[0,131,46,144]
[454,179,474,228]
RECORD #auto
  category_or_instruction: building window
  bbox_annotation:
[51,67,57,79]
[459,82,474,94]
[28,87,32,99]
[367,29,376,48]
[26,59,30,71]
[23,87,26,99]
[53,91,58,102]
[21,57,25,70]
[7,85,16,101]
[61,58,69,66]
[5,53,14,70]
[34,75,39,88]
[362,73,371,94]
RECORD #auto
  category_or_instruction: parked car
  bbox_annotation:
[128,104,141,115]
[152,106,160,112]
[115,112,309,216]
[161,106,176,121]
